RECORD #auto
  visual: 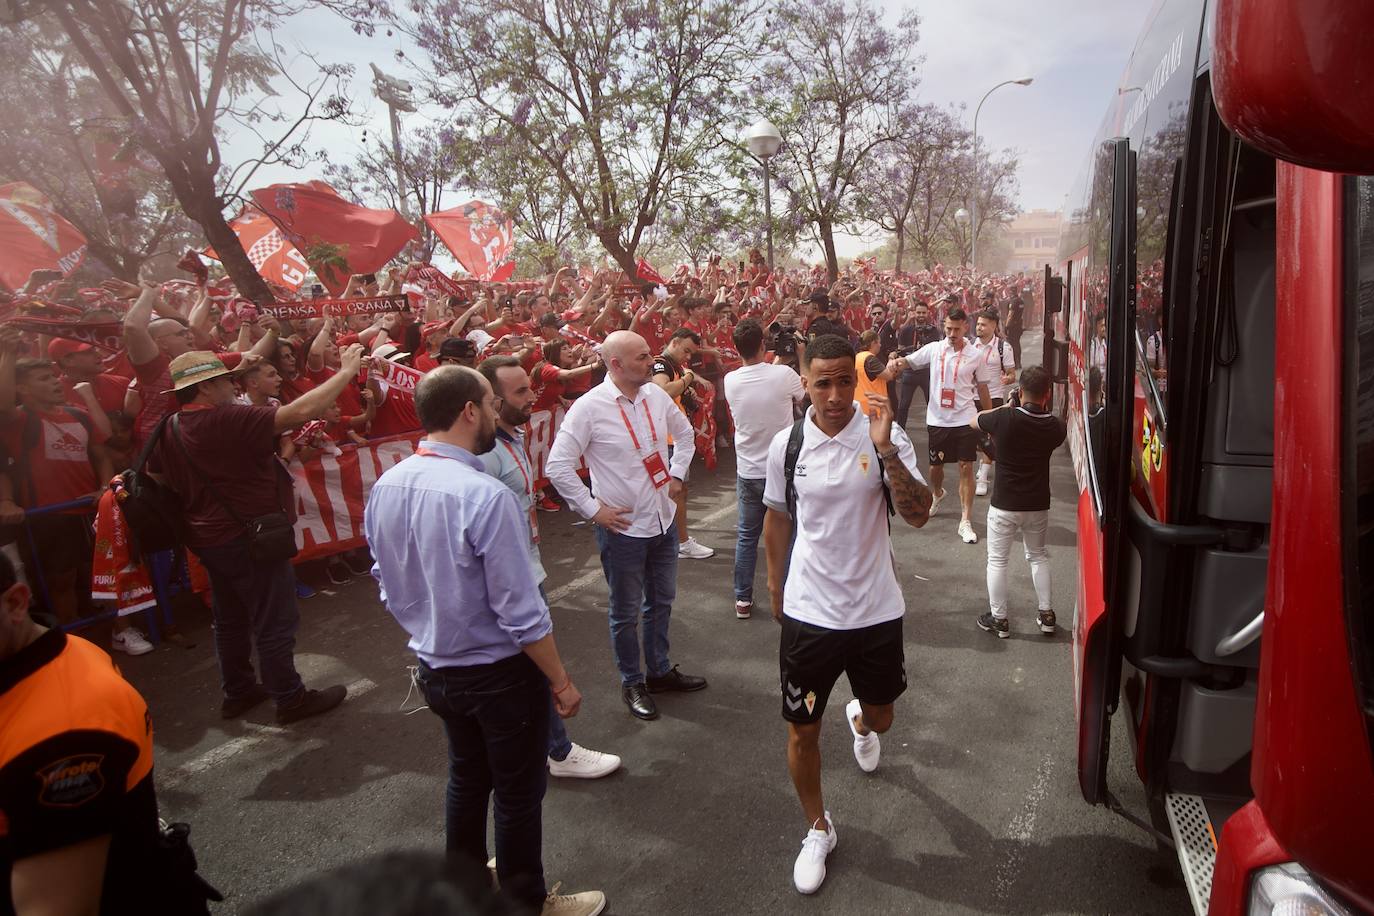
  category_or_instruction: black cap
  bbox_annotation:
[439,337,477,359]
[808,291,831,310]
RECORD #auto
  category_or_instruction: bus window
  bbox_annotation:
[1347,174,1374,745]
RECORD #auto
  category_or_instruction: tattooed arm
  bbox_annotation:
[865,393,932,528]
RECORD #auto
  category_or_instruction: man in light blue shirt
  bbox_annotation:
[364,365,604,916]
[479,355,621,781]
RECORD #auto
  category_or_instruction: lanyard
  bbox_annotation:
[500,439,532,499]
[938,347,965,388]
[617,399,658,452]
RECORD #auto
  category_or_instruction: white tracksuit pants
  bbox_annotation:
[985,505,1052,619]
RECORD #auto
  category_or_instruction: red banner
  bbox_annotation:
[289,408,570,562]
[0,182,86,291]
[425,201,515,281]
[206,207,311,290]
[372,356,425,393]
[260,294,409,320]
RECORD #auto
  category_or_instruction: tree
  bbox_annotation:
[0,20,201,279]
[407,0,765,278]
[29,0,363,302]
[855,102,962,274]
[904,113,971,270]
[945,146,1020,268]
[759,0,920,280]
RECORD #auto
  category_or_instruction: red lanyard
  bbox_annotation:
[938,347,965,388]
[617,399,658,452]
[500,439,531,499]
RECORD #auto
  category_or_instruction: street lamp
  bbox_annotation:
[971,77,1032,272]
[953,207,970,267]
[371,64,417,221]
[744,118,783,270]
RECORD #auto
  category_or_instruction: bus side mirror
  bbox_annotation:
[1045,276,1064,314]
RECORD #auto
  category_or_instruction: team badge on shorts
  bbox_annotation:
[858,453,871,475]
[804,691,817,715]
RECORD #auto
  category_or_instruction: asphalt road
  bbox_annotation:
[123,399,1190,915]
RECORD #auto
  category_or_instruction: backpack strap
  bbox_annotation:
[783,417,805,520]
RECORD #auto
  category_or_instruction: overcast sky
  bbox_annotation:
[225,0,1150,258]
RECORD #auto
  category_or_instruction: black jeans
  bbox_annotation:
[896,369,930,431]
[417,652,550,910]
[193,537,305,706]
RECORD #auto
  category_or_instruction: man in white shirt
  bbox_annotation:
[723,319,805,620]
[892,307,994,544]
[546,330,709,722]
[971,308,1018,497]
[761,334,932,895]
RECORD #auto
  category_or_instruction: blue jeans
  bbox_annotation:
[193,537,305,706]
[417,652,549,909]
[537,584,573,761]
[593,523,678,685]
[734,477,767,603]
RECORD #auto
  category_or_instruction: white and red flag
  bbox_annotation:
[0,183,87,291]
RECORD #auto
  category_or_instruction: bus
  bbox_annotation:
[1043,0,1374,912]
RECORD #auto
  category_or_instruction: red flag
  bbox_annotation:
[424,201,515,281]
[635,258,666,284]
[0,183,87,291]
[251,181,419,294]
[205,207,312,291]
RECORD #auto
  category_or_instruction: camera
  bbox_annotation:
[767,321,801,360]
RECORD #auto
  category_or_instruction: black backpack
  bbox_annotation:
[782,417,894,525]
[116,413,185,555]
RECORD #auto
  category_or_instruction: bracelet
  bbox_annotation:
[877,448,900,461]
[552,679,574,695]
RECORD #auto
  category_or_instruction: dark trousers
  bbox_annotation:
[193,537,305,706]
[896,369,930,431]
[417,653,550,909]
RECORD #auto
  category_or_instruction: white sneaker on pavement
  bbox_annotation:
[929,488,945,517]
[958,519,978,544]
[548,743,621,779]
[975,479,989,497]
[111,628,154,656]
[541,882,607,916]
[793,812,838,894]
[845,698,880,772]
[678,537,714,559]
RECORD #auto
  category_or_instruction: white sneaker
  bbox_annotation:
[792,812,838,894]
[678,537,715,559]
[929,488,945,517]
[845,698,880,772]
[541,882,606,916]
[975,479,989,497]
[958,520,978,544]
[111,628,154,656]
[548,743,621,779]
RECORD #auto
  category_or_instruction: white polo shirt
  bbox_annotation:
[903,338,995,428]
[972,335,1016,400]
[762,404,924,631]
[723,361,805,479]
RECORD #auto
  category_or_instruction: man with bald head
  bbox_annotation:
[546,331,710,721]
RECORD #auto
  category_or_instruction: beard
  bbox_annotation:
[475,419,498,455]
[501,404,533,427]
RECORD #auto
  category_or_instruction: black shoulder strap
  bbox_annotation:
[783,417,806,519]
[873,447,895,521]
[132,412,175,474]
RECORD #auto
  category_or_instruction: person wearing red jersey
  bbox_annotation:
[49,340,129,418]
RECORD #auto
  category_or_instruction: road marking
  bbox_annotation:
[159,677,377,789]
[993,751,1054,903]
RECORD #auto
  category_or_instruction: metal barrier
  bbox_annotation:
[18,496,184,645]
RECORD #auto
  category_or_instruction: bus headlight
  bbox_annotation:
[1248,863,1353,916]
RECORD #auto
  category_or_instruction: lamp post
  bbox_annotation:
[953,207,970,267]
[371,64,418,221]
[745,118,783,270]
[971,77,1033,272]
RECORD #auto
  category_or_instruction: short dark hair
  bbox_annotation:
[803,333,855,367]
[14,358,55,386]
[669,328,701,346]
[733,319,764,358]
[415,365,485,433]
[946,307,968,323]
[978,308,1000,325]
[477,355,521,396]
[1020,365,1051,399]
[859,329,879,347]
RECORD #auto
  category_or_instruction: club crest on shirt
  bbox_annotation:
[858,453,871,475]
[36,754,106,807]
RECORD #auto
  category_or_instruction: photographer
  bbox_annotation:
[652,329,714,560]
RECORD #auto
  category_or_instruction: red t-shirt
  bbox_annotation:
[131,354,173,447]
[1,406,106,508]
[63,373,131,416]
[530,363,565,412]
[369,387,420,438]
[305,367,362,418]
[413,352,439,373]
[149,404,290,548]
[279,372,317,403]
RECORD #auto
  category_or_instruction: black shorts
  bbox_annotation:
[779,616,907,724]
[928,425,978,465]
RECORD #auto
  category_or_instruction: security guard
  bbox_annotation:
[0,552,212,914]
